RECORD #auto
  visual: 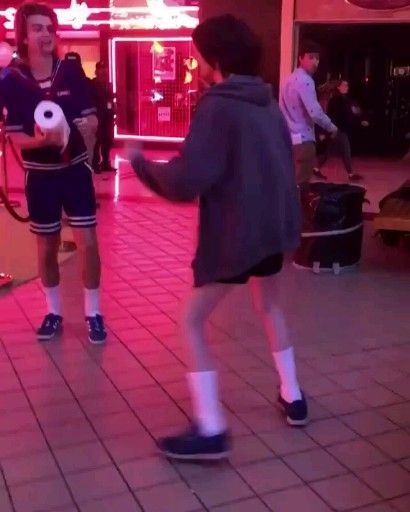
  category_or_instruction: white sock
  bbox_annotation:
[84,288,101,317]
[188,371,226,436]
[44,285,62,316]
[273,347,302,403]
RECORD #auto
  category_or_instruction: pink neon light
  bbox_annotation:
[0,0,199,30]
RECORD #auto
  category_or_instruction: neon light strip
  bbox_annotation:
[0,3,199,30]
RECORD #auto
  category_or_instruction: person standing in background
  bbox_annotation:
[280,40,338,186]
[315,80,365,182]
[91,61,116,174]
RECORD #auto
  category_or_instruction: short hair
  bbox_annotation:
[15,2,58,59]
[298,40,321,59]
[192,15,262,77]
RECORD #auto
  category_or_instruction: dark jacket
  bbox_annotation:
[327,92,355,134]
[132,75,301,286]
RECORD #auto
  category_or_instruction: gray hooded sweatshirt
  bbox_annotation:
[132,75,301,287]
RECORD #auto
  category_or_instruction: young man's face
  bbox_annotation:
[299,52,320,76]
[25,15,57,57]
[338,81,349,95]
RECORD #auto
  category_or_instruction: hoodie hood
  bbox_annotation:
[205,75,273,107]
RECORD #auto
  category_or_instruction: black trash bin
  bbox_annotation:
[294,183,366,274]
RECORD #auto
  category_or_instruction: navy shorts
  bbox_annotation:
[217,254,284,285]
[25,161,97,235]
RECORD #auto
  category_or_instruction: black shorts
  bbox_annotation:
[217,254,284,285]
[25,161,97,236]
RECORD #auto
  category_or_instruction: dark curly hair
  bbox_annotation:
[192,15,262,77]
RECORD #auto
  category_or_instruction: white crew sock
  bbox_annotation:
[188,371,227,436]
[84,288,101,317]
[44,285,62,316]
[273,346,302,403]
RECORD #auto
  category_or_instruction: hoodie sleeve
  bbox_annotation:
[131,97,227,202]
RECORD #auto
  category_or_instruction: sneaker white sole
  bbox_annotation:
[88,336,107,345]
[37,329,62,342]
[162,450,230,461]
[277,402,309,427]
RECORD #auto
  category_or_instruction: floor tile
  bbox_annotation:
[10,477,74,512]
[237,458,302,494]
[0,489,14,512]
[306,418,357,446]
[380,403,410,428]
[136,481,202,512]
[263,485,333,512]
[187,468,254,508]
[54,441,112,474]
[120,456,180,489]
[328,439,390,470]
[66,466,128,502]
[258,428,317,456]
[353,385,404,408]
[103,432,157,463]
[342,411,398,437]
[370,430,410,460]
[390,494,410,512]
[354,505,395,512]
[0,429,48,459]
[229,435,274,466]
[358,463,410,499]
[284,448,347,482]
[311,474,379,511]
[78,492,142,512]
[2,451,59,486]
[211,497,269,512]
[42,419,98,449]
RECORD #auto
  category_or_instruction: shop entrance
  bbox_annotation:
[298,23,410,157]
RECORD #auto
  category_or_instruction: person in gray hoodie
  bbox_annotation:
[130,14,307,461]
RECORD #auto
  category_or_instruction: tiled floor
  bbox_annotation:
[6,148,410,214]
[0,197,409,512]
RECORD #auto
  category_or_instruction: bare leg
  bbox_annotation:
[37,234,62,316]
[181,283,232,372]
[37,234,60,288]
[180,283,233,436]
[250,276,302,402]
[72,227,101,290]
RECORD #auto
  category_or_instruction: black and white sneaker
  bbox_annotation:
[278,393,308,427]
[86,314,107,345]
[37,314,63,341]
[159,425,231,461]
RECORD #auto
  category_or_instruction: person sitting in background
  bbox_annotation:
[314,80,368,182]
[91,61,116,174]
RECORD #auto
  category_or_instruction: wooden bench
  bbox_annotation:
[374,181,410,245]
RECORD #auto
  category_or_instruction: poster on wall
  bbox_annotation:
[158,106,171,122]
[153,47,176,81]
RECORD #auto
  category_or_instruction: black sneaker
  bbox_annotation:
[86,314,107,345]
[313,169,328,180]
[37,314,63,341]
[278,393,308,427]
[159,425,231,461]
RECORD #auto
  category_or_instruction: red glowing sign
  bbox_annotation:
[346,0,410,8]
[0,0,199,30]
